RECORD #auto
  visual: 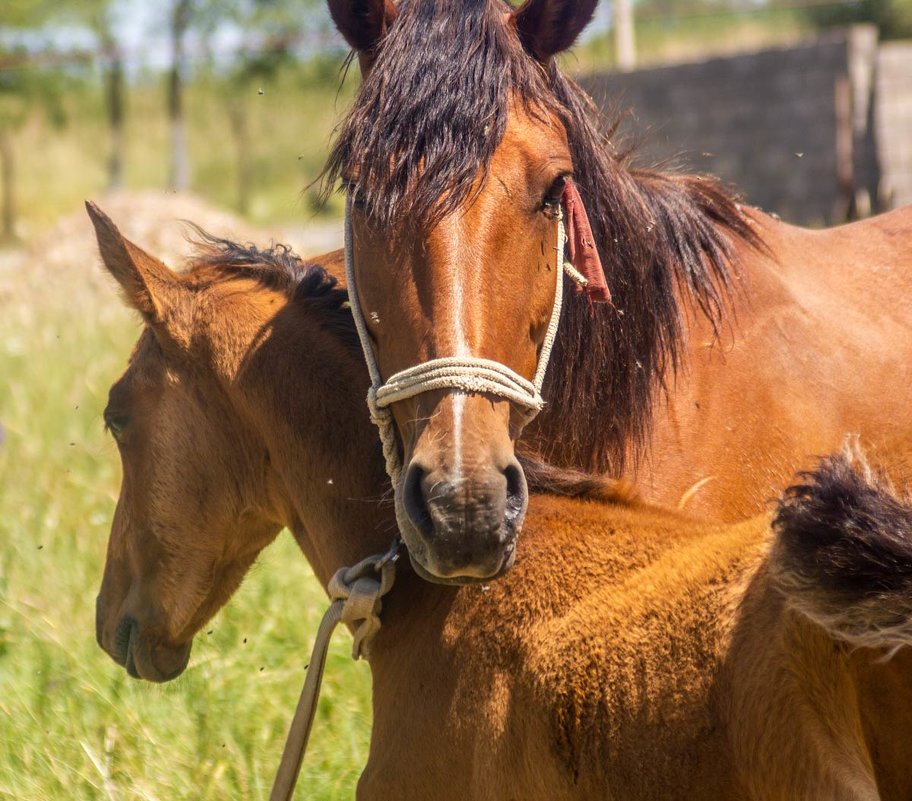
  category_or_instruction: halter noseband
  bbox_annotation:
[343,195,588,484]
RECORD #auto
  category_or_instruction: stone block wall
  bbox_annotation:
[580,26,910,226]
[877,41,912,209]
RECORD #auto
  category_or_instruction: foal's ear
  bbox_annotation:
[327,0,398,71]
[85,201,185,334]
[512,0,599,62]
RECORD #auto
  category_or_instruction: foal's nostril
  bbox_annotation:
[112,615,136,667]
[403,463,433,536]
[503,462,528,525]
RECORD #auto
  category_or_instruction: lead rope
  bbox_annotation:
[343,195,584,485]
[270,541,400,801]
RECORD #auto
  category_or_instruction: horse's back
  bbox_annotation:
[642,206,912,520]
[774,205,912,319]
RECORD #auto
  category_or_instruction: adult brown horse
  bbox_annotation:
[91,205,912,800]
[323,0,912,582]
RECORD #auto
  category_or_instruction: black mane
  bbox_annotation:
[324,0,762,475]
[187,229,360,352]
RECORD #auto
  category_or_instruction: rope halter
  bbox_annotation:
[344,195,589,485]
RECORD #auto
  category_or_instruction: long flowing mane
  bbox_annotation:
[538,67,762,473]
[324,0,762,476]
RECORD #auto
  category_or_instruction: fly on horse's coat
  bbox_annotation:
[321,0,912,583]
[89,205,912,800]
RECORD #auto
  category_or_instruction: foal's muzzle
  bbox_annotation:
[96,595,192,683]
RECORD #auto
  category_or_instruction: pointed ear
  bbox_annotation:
[512,0,599,62]
[85,201,184,332]
[327,0,398,72]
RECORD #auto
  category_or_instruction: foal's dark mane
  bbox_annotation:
[189,231,340,302]
[187,230,360,352]
[325,0,762,474]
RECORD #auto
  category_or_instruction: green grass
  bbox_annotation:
[0,247,371,798]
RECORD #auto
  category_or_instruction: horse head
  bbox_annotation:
[88,204,285,681]
[327,0,603,583]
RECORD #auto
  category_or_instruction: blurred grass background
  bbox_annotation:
[10,61,356,238]
[2,1,855,241]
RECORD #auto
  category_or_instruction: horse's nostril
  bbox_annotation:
[503,462,527,523]
[403,463,433,536]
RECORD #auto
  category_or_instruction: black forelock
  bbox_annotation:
[323,0,556,231]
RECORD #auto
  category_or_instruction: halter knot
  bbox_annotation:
[327,549,398,660]
[270,539,400,801]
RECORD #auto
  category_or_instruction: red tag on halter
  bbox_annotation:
[562,181,611,303]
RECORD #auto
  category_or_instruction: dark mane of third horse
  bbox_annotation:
[324,0,762,474]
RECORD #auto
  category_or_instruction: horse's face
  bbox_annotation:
[330,0,597,582]
[89,206,279,682]
[351,109,572,582]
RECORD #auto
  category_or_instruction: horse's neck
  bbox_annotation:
[241,308,394,587]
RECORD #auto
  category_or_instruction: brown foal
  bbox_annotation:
[90,205,912,800]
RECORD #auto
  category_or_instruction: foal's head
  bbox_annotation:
[327,0,600,582]
[89,205,296,681]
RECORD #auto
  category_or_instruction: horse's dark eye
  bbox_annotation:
[346,183,366,210]
[542,175,569,215]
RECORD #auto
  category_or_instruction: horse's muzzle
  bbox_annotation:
[96,597,191,682]
[397,457,527,583]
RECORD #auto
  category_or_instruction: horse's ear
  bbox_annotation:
[327,0,398,71]
[511,0,599,62]
[85,201,185,335]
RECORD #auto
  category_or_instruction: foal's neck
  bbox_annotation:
[240,304,395,587]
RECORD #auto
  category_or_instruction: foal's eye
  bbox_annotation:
[104,413,129,440]
[542,175,569,216]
